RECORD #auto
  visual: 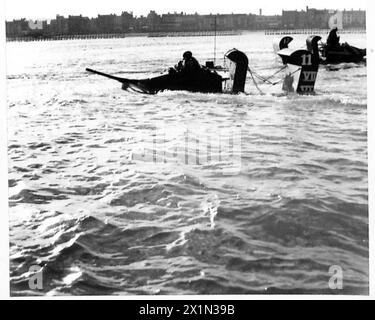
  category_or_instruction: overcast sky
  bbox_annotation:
[5,0,368,20]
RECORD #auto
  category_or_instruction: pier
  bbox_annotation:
[147,30,242,37]
[6,30,242,42]
[265,28,366,35]
[6,28,366,42]
[6,33,146,42]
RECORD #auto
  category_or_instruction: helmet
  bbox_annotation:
[183,51,192,59]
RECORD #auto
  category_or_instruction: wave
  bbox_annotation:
[8,35,368,296]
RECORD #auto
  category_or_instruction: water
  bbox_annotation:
[7,32,368,295]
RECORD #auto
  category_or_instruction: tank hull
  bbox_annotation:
[122,69,223,94]
[321,45,366,64]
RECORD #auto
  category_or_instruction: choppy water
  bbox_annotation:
[7,32,368,295]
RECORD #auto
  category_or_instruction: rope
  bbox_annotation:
[261,65,287,83]
[247,66,264,95]
[253,73,275,85]
[247,65,302,94]
[251,65,287,85]
[270,67,302,86]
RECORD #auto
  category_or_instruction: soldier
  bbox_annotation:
[327,27,340,49]
[175,51,201,74]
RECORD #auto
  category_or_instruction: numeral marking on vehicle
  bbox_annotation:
[302,71,317,82]
[299,85,314,92]
[301,54,312,66]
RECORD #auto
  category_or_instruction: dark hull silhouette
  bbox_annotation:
[321,44,366,64]
[275,35,366,66]
[86,68,223,94]
[122,69,223,94]
[86,49,250,94]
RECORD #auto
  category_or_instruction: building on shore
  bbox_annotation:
[281,7,365,29]
[6,19,30,37]
[5,8,366,39]
[343,9,366,28]
[48,15,69,35]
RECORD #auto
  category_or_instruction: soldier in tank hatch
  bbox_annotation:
[326,28,340,49]
[174,51,201,74]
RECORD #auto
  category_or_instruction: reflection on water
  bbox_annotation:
[7,32,368,295]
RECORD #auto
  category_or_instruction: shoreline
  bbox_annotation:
[6,30,242,42]
[6,28,366,42]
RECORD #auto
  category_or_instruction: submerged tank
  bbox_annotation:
[274,33,366,65]
[320,44,366,64]
[86,49,249,95]
[120,69,223,94]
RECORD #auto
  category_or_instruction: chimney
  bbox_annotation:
[259,9,262,16]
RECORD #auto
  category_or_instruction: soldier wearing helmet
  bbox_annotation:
[175,51,201,74]
[327,27,340,49]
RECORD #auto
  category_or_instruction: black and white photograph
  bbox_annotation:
[2,0,371,297]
